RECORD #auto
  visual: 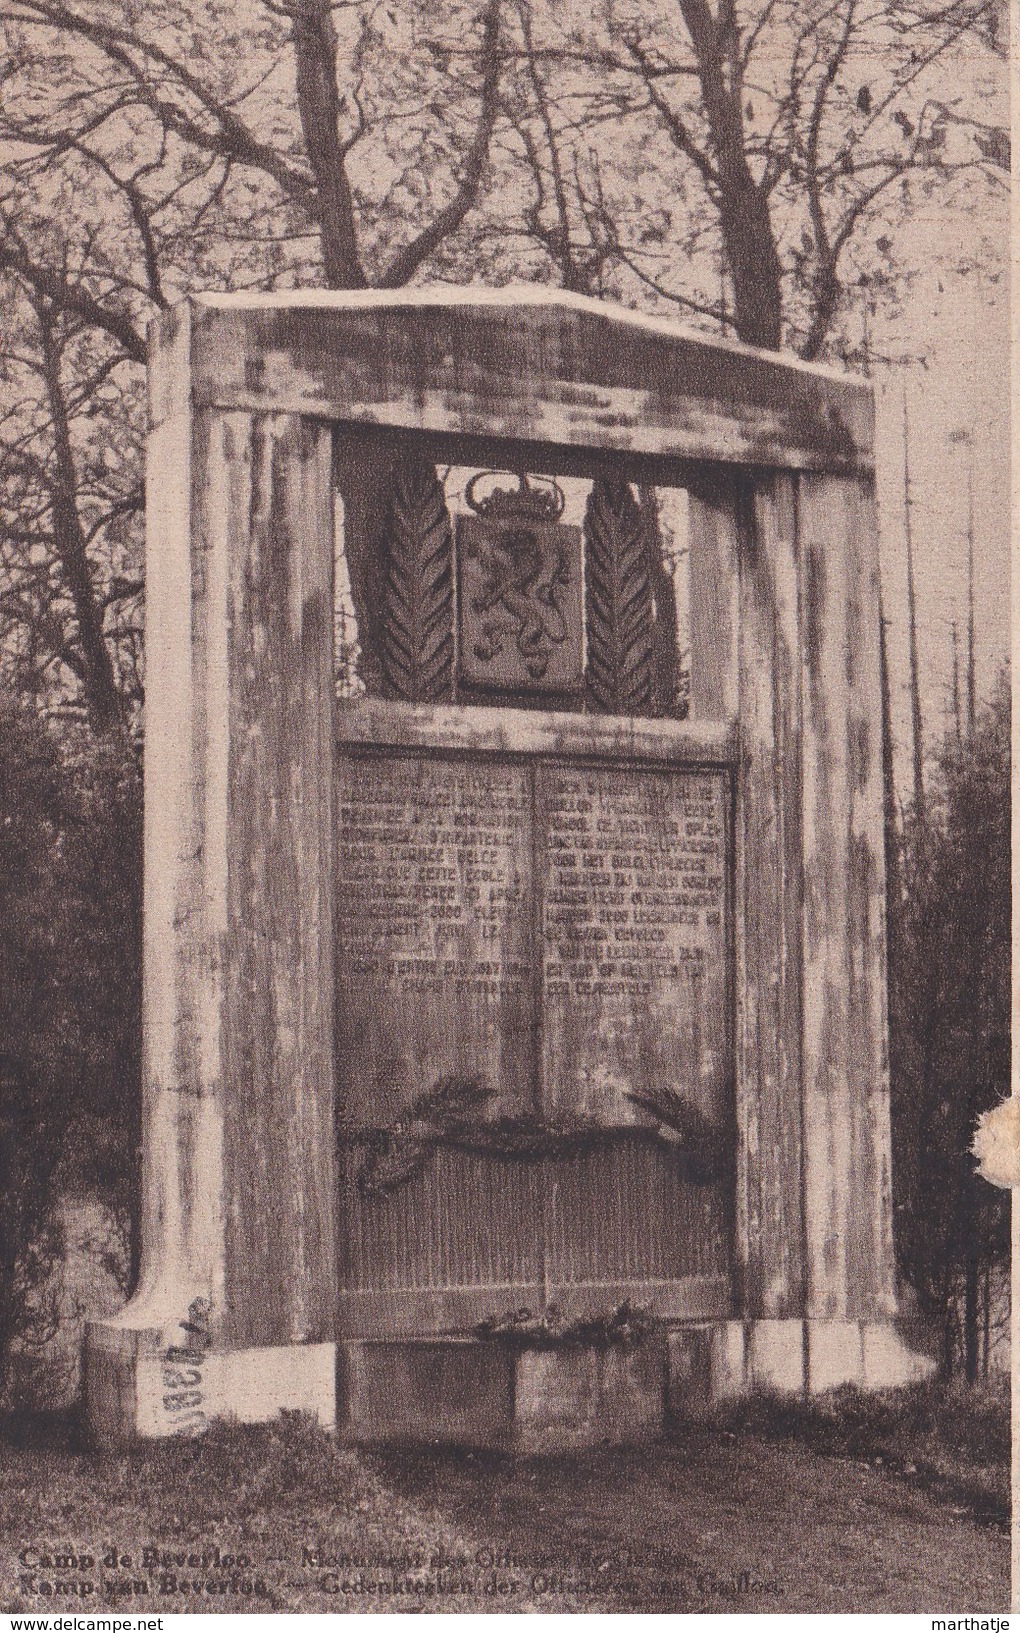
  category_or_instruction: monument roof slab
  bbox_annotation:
[149,286,873,474]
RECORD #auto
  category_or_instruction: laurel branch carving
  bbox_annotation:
[583,479,654,715]
[381,460,455,702]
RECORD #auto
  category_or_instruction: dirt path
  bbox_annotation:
[1,1419,1007,1614]
[374,1428,1008,1612]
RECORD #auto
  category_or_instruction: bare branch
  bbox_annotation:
[377,0,503,288]
[621,31,719,192]
[32,298,125,730]
[10,0,315,201]
[0,232,146,362]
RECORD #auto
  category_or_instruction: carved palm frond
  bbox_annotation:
[381,459,454,702]
[638,483,682,715]
[584,478,653,715]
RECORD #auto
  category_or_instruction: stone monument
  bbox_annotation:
[84,288,926,1447]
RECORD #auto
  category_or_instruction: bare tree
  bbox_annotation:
[0,0,506,718]
[0,0,1007,717]
[496,0,1006,352]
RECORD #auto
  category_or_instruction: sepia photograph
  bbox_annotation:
[0,0,1011,1616]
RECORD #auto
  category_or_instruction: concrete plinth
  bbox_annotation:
[666,1321,745,1418]
[85,1316,335,1448]
[341,1338,666,1450]
[666,1319,934,1418]
[516,1341,666,1450]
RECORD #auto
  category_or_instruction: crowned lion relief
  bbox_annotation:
[456,473,583,693]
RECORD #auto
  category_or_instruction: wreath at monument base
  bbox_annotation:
[472,1298,658,1353]
[341,1074,729,1198]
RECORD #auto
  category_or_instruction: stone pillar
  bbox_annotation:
[735,472,805,1328]
[797,472,905,1391]
[726,468,929,1397]
[84,314,338,1444]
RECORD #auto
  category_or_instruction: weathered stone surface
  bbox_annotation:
[805,1320,865,1393]
[539,763,729,1125]
[335,726,731,1136]
[735,475,805,1321]
[154,289,875,473]
[86,288,918,1450]
[336,754,534,1124]
[339,1338,665,1449]
[799,475,895,1324]
[85,405,339,1435]
[666,1325,716,1419]
[341,1340,514,1445]
[514,1342,666,1451]
[746,1320,805,1395]
[85,1330,336,1448]
[336,697,736,765]
[860,1323,936,1388]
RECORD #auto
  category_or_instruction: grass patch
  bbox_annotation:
[0,1412,590,1612]
[1,1390,1009,1612]
[706,1377,1009,1527]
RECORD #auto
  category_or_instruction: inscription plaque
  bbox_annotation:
[538,766,729,1124]
[337,746,730,1132]
[336,755,534,1125]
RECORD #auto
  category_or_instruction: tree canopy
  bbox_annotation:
[0,1,1009,1399]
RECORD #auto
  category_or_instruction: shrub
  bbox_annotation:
[0,699,141,1406]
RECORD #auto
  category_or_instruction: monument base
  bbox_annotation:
[339,1337,666,1451]
[83,1316,935,1449]
[84,1318,335,1448]
[667,1318,936,1418]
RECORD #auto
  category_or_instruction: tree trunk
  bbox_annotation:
[879,600,901,946]
[333,438,399,695]
[941,1276,957,1380]
[902,390,925,821]
[290,0,367,289]
[962,1175,980,1384]
[964,1253,980,1383]
[717,178,784,349]
[39,308,123,734]
[966,462,977,734]
[679,0,784,349]
[800,264,842,362]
